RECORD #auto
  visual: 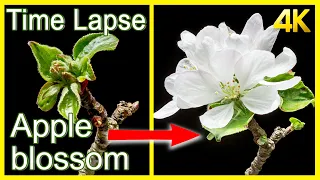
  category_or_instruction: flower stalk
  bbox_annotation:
[245,118,294,175]
[78,87,139,175]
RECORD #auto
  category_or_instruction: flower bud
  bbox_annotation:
[49,60,69,80]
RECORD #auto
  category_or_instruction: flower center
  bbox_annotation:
[219,77,241,101]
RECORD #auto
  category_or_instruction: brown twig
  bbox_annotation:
[78,87,139,175]
[245,118,294,175]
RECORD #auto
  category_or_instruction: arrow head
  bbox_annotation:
[170,124,200,147]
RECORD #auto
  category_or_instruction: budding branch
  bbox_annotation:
[78,81,139,175]
[245,118,295,175]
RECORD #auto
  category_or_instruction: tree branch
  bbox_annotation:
[245,118,294,175]
[78,87,139,175]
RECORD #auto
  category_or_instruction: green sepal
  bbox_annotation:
[207,102,223,110]
[204,101,254,142]
[289,117,305,130]
[57,83,81,122]
[279,81,315,112]
[206,133,214,140]
[37,82,62,112]
[28,41,63,82]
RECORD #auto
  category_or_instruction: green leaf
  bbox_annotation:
[56,54,73,63]
[279,81,315,112]
[37,82,62,112]
[57,83,81,122]
[264,72,295,82]
[72,33,104,60]
[74,33,119,62]
[203,102,254,142]
[289,117,305,130]
[76,57,96,82]
[28,41,63,81]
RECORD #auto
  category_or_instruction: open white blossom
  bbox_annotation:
[173,48,300,128]
[154,13,295,122]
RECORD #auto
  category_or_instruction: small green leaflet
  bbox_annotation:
[257,135,268,146]
[289,117,305,130]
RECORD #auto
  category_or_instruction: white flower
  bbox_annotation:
[154,13,290,121]
[173,48,300,128]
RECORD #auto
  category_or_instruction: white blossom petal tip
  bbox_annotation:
[154,100,180,119]
[268,47,297,77]
[241,13,263,40]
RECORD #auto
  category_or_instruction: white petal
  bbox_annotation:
[268,47,297,77]
[200,102,234,129]
[252,25,279,51]
[196,25,229,52]
[210,49,242,83]
[196,26,220,46]
[270,94,281,111]
[175,70,223,107]
[235,50,275,91]
[192,37,215,72]
[178,31,196,58]
[241,86,280,115]
[174,96,194,109]
[226,33,250,54]
[219,22,235,35]
[154,100,180,119]
[259,76,301,90]
[241,13,264,41]
[176,58,197,73]
[164,73,179,96]
[218,22,229,37]
[181,30,196,44]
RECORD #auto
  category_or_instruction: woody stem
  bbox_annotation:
[78,87,139,175]
[245,118,294,175]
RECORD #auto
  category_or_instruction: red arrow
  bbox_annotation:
[108,124,200,147]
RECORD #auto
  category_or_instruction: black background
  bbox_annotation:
[5,5,149,175]
[154,5,315,175]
